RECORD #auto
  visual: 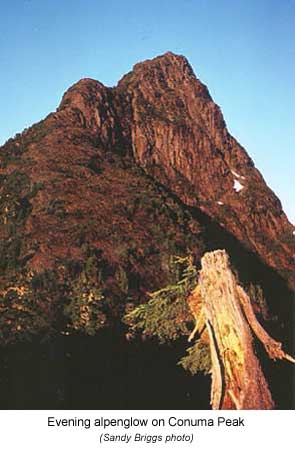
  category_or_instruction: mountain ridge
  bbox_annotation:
[55,51,294,286]
[0,52,294,347]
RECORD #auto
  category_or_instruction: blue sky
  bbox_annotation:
[1,0,294,222]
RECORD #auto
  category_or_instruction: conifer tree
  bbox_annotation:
[125,250,295,409]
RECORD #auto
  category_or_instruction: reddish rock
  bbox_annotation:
[116,52,294,288]
[0,51,294,296]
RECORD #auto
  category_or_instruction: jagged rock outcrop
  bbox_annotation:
[54,52,294,287]
[116,53,294,287]
[0,52,294,345]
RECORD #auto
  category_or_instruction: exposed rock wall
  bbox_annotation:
[115,53,294,288]
[1,52,294,292]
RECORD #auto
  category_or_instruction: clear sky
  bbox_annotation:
[1,0,294,222]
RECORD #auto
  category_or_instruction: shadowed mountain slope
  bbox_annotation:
[0,52,293,408]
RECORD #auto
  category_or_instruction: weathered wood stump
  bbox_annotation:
[188,250,294,410]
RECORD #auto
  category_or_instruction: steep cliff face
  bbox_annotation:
[51,52,294,287]
[0,81,205,343]
[0,52,293,346]
[116,52,294,287]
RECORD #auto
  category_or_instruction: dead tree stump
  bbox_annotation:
[188,250,294,410]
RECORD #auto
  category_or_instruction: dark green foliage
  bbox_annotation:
[31,270,59,291]
[0,171,43,275]
[124,288,191,342]
[0,280,56,345]
[178,341,211,375]
[63,254,107,336]
[0,235,22,273]
[0,255,107,345]
[124,256,197,343]
[0,134,205,347]
[46,199,68,219]
[115,266,129,294]
[64,280,106,336]
[87,156,102,174]
[125,256,212,376]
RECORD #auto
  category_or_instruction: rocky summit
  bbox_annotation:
[0,52,294,408]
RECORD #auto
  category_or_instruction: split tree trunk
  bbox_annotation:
[188,250,294,410]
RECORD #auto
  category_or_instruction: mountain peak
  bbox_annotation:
[0,52,294,411]
[58,78,107,110]
[132,51,191,70]
[1,52,293,299]
[117,51,199,91]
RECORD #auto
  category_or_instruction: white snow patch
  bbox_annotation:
[233,179,244,192]
[217,201,224,205]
